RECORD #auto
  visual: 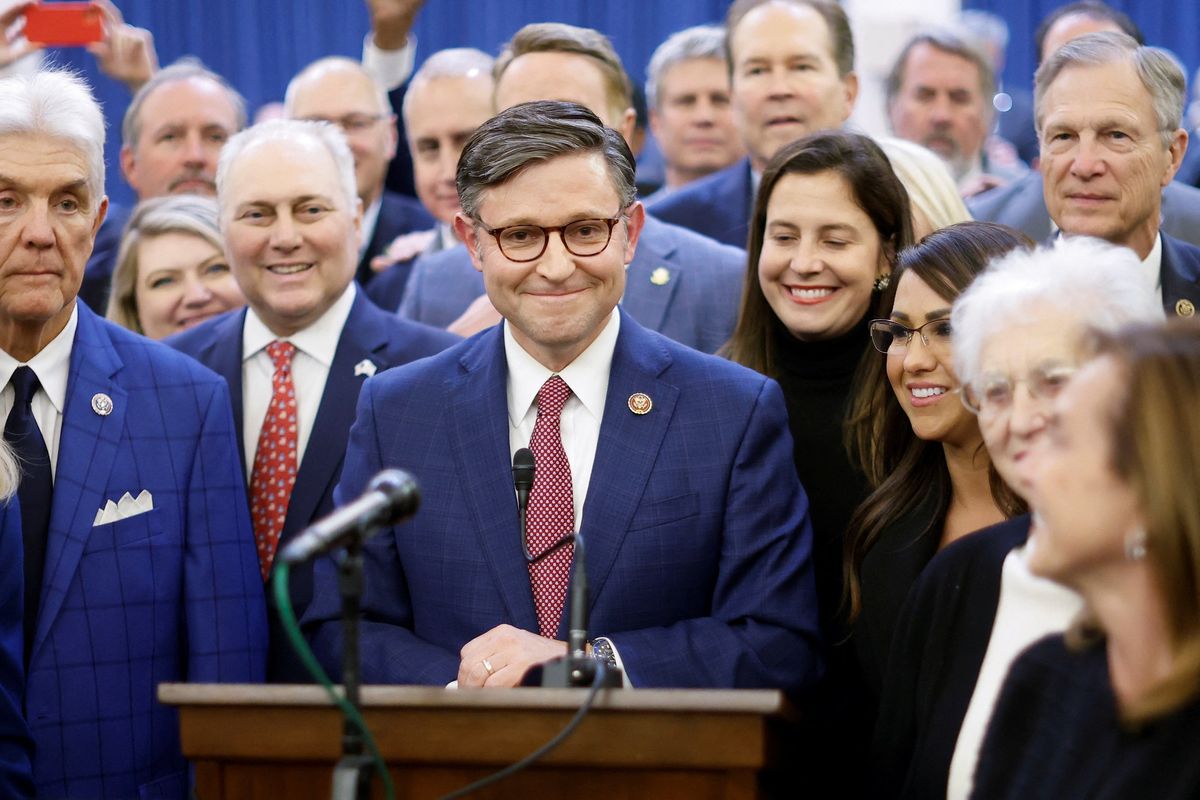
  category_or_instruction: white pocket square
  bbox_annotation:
[93,490,154,526]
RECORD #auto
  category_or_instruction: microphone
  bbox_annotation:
[513,448,535,561]
[280,469,419,565]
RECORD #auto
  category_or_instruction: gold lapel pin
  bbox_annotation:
[650,267,670,286]
[627,392,652,415]
[1176,299,1195,318]
[91,393,113,416]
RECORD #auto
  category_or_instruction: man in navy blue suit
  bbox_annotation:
[649,0,859,248]
[169,119,458,681]
[305,101,822,691]
[0,69,266,799]
[398,22,746,354]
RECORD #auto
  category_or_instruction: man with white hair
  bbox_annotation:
[167,119,458,680]
[0,69,266,798]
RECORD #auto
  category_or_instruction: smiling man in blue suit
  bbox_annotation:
[305,101,822,691]
[0,70,265,799]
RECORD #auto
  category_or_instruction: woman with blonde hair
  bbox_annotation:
[878,137,973,239]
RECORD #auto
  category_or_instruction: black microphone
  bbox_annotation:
[280,469,419,565]
[513,448,535,561]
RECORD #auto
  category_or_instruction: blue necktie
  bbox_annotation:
[4,366,51,663]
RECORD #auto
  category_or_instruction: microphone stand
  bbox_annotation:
[330,536,373,800]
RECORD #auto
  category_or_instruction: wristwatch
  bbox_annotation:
[590,637,618,668]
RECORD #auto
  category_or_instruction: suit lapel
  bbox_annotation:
[33,307,128,661]
[1160,235,1200,317]
[579,314,678,612]
[622,217,681,334]
[446,329,539,629]
[205,310,248,473]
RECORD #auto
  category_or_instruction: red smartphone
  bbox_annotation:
[23,2,103,47]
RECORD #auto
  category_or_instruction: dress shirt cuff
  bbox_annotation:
[361,33,416,92]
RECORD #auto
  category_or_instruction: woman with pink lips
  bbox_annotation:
[106,195,245,339]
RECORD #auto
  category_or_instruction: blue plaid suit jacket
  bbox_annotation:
[25,305,266,800]
[0,502,32,797]
[304,310,822,690]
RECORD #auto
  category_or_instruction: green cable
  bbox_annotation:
[271,560,396,800]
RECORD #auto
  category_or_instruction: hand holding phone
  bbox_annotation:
[23,2,103,47]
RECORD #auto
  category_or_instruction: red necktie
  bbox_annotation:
[250,341,298,581]
[526,375,575,638]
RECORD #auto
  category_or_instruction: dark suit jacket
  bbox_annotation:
[0,502,31,798]
[303,311,822,689]
[77,201,129,313]
[28,305,266,799]
[357,189,435,287]
[968,171,1200,248]
[167,290,458,680]
[1163,233,1200,317]
[397,216,746,354]
[646,158,754,248]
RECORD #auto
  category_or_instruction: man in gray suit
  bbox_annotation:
[398,23,746,354]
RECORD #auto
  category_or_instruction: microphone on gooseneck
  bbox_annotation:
[512,448,536,561]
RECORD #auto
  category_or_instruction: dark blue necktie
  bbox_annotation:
[4,366,51,663]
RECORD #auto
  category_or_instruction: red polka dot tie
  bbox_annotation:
[526,376,575,639]
[250,341,298,581]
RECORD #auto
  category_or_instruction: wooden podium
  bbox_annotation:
[159,683,793,799]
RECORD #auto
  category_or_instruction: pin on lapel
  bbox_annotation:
[627,392,652,415]
[354,359,377,378]
[1177,299,1195,318]
[91,393,113,416]
[650,267,671,286]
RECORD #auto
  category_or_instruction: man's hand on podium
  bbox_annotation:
[457,624,568,687]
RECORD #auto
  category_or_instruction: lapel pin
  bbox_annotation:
[627,392,652,415]
[1176,299,1195,318]
[650,267,671,286]
[91,393,113,416]
[354,359,377,378]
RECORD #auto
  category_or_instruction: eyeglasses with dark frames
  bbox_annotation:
[868,318,953,355]
[481,216,623,262]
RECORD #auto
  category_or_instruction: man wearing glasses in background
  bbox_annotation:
[286,57,433,288]
[303,101,822,691]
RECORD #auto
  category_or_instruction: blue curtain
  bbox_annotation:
[43,0,729,206]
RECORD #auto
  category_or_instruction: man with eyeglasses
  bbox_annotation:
[303,101,822,692]
[286,57,434,288]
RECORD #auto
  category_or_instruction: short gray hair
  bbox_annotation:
[123,58,247,150]
[952,236,1163,384]
[886,28,996,110]
[457,100,636,221]
[0,69,106,199]
[216,119,358,218]
[402,48,495,122]
[645,25,727,110]
[285,56,391,118]
[1035,32,1186,147]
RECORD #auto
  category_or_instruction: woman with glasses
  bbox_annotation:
[870,237,1160,799]
[843,222,1031,701]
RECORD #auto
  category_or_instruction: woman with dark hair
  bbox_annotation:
[843,221,1032,696]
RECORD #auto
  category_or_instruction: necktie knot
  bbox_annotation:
[536,375,572,420]
[266,341,296,372]
[9,366,41,408]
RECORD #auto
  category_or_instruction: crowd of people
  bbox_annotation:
[0,0,1198,798]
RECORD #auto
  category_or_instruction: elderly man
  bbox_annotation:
[1027,32,1200,316]
[399,22,746,355]
[886,29,1027,195]
[643,25,745,203]
[304,100,821,691]
[168,120,457,680]
[649,0,858,247]
[286,57,434,288]
[0,70,265,798]
[366,47,496,311]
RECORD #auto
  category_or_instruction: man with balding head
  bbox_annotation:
[286,57,433,288]
[399,22,746,355]
[649,0,858,247]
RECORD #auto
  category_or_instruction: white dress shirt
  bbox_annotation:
[1140,232,1165,311]
[0,305,78,480]
[242,283,357,475]
[361,34,416,92]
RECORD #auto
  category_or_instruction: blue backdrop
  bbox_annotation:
[43,1,1196,206]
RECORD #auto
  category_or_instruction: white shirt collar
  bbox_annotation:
[1141,231,1163,290]
[359,197,383,257]
[504,309,620,429]
[0,303,77,415]
[242,282,358,366]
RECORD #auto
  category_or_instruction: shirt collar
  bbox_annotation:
[1141,232,1163,290]
[359,197,383,257]
[242,282,358,366]
[0,303,78,415]
[505,308,620,428]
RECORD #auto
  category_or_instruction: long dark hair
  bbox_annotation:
[723,131,913,374]
[844,222,1032,620]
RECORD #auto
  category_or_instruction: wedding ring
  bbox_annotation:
[482,658,495,676]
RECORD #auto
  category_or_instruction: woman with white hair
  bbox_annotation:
[870,236,1162,799]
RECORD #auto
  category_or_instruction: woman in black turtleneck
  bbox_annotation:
[724,131,913,792]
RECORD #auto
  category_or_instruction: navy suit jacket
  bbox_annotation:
[303,311,822,690]
[27,305,266,799]
[0,502,31,798]
[358,190,434,287]
[968,171,1200,248]
[1163,234,1200,316]
[77,201,129,314]
[647,158,755,248]
[397,216,746,354]
[167,290,459,679]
